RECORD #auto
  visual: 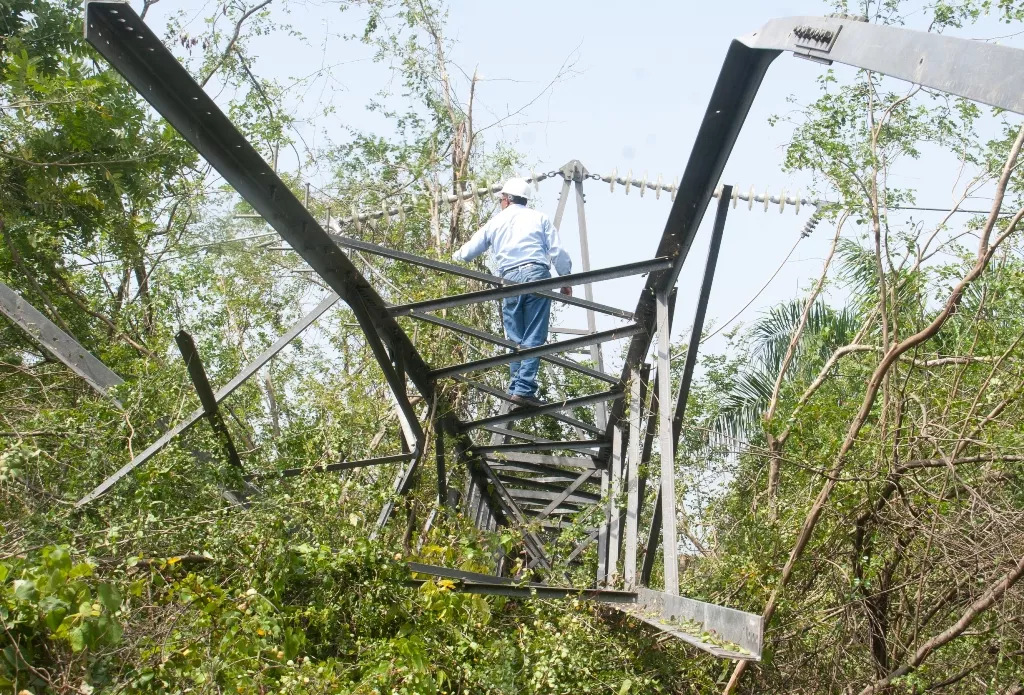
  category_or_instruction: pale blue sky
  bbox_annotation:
[140,0,1022,366]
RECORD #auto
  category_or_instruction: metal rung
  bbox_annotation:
[486,460,601,481]
[462,390,623,431]
[245,452,414,480]
[483,452,601,469]
[508,487,599,505]
[431,324,644,380]
[478,425,553,444]
[335,234,635,320]
[455,376,604,436]
[410,313,620,385]
[473,440,605,455]
[390,258,672,317]
[495,473,599,497]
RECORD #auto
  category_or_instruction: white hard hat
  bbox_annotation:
[500,177,533,200]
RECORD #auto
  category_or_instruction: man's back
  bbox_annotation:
[454,204,572,276]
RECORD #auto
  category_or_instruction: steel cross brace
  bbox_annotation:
[409,312,618,385]
[333,233,633,320]
[454,376,605,436]
[76,293,340,506]
[0,281,124,402]
[174,330,244,470]
[430,324,645,380]
[389,258,671,317]
[461,390,623,432]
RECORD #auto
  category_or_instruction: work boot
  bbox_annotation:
[510,394,544,409]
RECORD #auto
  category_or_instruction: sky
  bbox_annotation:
[138,0,1024,371]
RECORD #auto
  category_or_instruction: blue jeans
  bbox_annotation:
[501,263,551,398]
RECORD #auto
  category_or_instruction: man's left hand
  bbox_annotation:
[560,286,572,296]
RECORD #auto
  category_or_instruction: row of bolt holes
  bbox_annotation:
[94,10,227,127]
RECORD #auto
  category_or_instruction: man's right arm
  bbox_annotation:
[452,222,491,263]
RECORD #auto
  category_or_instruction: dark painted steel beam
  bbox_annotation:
[462,390,623,432]
[483,452,601,469]
[472,440,604,455]
[485,459,601,481]
[431,324,645,380]
[0,281,124,400]
[82,2,433,459]
[174,330,243,470]
[245,452,415,480]
[413,313,618,385]
[478,425,553,444]
[336,234,634,320]
[498,474,600,500]
[455,376,605,436]
[533,469,596,521]
[407,579,637,603]
[389,258,671,317]
[76,293,340,507]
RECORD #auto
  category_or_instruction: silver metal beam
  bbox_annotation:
[622,587,763,661]
[472,440,604,455]
[483,452,600,469]
[430,324,645,380]
[656,287,679,595]
[0,281,123,400]
[389,258,672,317]
[454,375,605,435]
[412,314,618,386]
[462,390,623,431]
[605,424,624,585]
[334,232,635,320]
[246,452,415,480]
[624,365,650,589]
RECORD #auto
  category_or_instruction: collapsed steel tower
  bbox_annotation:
[4,2,1022,658]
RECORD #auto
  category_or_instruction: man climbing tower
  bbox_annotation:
[453,177,573,407]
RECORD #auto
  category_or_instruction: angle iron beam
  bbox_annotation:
[409,562,522,586]
[335,234,634,320]
[454,376,605,435]
[389,258,672,317]
[506,487,601,505]
[462,390,623,431]
[485,459,601,481]
[413,314,618,387]
[747,16,1024,115]
[76,292,339,507]
[472,440,604,455]
[630,586,763,660]
[174,330,243,470]
[671,187,730,445]
[655,289,679,595]
[245,452,415,480]
[624,364,650,590]
[431,324,645,380]
[533,468,596,521]
[407,580,637,603]
[0,281,124,399]
[483,452,601,469]
[497,474,601,499]
[478,425,553,444]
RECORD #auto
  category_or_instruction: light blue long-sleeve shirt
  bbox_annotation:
[452,204,572,277]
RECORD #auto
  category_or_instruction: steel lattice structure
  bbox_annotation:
[3,2,1023,659]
